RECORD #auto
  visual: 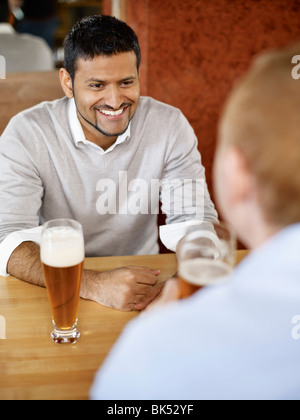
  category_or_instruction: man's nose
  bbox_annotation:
[104,85,123,110]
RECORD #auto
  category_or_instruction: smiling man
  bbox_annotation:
[62,53,140,149]
[0,15,217,311]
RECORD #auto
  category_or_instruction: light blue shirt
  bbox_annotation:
[91,224,300,400]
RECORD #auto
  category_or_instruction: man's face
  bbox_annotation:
[72,52,140,145]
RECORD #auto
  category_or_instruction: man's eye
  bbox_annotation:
[90,84,103,89]
[121,81,134,87]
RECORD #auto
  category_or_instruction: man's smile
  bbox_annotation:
[96,106,130,120]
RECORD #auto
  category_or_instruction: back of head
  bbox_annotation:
[219,42,300,227]
[64,15,141,81]
[0,0,9,23]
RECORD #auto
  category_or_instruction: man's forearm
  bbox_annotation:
[7,243,162,311]
[6,242,101,300]
[7,241,45,287]
[6,242,112,301]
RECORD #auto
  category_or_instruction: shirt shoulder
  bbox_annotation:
[2,98,68,132]
[20,97,68,119]
[1,98,70,149]
[138,96,183,119]
[134,97,193,140]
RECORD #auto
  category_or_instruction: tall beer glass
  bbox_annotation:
[177,222,236,298]
[41,219,85,344]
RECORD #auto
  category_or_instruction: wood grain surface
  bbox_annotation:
[0,251,248,400]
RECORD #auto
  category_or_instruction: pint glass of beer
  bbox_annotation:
[41,219,85,344]
[177,222,236,299]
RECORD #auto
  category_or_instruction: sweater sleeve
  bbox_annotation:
[160,110,218,225]
[0,118,44,273]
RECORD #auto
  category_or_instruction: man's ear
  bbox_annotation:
[225,146,254,205]
[59,68,74,99]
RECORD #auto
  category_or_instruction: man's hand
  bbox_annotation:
[82,266,163,312]
[146,278,181,312]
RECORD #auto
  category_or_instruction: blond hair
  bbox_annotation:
[219,43,300,226]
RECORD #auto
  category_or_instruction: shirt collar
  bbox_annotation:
[0,23,15,34]
[68,98,131,154]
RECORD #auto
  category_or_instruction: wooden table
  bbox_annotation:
[0,251,249,400]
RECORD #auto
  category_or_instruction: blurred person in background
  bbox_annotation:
[91,43,300,400]
[13,0,58,49]
[0,0,54,72]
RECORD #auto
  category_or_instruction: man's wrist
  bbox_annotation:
[81,269,105,302]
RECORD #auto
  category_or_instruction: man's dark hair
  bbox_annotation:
[64,15,141,80]
[0,0,10,23]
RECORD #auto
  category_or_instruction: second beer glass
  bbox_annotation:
[177,222,236,298]
[41,219,85,344]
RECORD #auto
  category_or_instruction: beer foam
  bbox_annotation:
[41,227,85,268]
[179,258,231,286]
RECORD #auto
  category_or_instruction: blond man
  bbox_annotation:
[91,43,300,400]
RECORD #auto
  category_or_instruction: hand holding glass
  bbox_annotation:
[177,222,236,298]
[41,219,85,344]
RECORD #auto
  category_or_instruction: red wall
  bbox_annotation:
[126,0,300,201]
